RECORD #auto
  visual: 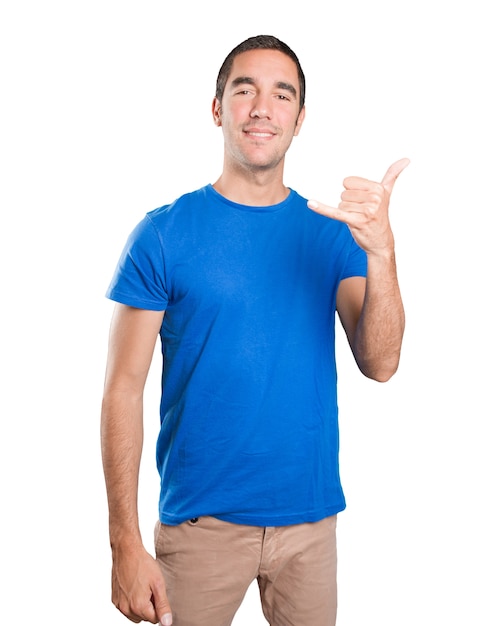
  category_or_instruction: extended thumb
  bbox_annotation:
[381,157,410,192]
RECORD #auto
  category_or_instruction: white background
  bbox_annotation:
[1,1,484,624]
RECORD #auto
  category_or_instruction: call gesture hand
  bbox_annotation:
[307,158,410,255]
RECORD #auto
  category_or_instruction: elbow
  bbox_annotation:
[369,369,397,383]
[351,328,404,383]
[357,357,401,383]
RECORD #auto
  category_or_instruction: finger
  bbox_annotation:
[153,588,172,626]
[307,199,352,225]
[381,157,410,194]
[341,189,375,203]
[307,199,340,219]
[342,176,378,191]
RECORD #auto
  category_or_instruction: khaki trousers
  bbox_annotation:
[154,515,337,626]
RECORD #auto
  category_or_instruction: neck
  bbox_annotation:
[212,163,289,207]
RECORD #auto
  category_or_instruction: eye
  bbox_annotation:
[234,87,254,96]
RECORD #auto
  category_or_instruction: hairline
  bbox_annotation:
[215,35,306,113]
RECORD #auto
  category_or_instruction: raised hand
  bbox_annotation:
[307,158,410,255]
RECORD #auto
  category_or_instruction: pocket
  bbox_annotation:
[154,519,166,557]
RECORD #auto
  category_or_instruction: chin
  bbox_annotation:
[244,152,282,171]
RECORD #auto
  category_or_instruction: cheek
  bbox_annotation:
[223,101,249,122]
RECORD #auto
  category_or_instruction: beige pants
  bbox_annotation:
[154,515,337,626]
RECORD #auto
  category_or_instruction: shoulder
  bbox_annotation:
[147,186,211,222]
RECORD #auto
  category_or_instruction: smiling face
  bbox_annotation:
[212,49,306,175]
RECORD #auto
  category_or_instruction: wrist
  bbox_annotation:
[366,244,396,264]
[109,522,144,552]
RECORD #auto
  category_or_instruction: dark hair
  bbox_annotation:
[215,35,306,112]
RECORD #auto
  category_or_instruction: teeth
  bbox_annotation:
[248,132,272,137]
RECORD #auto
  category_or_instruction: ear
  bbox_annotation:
[212,97,222,127]
[293,105,306,137]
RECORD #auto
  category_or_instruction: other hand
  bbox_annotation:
[111,544,172,625]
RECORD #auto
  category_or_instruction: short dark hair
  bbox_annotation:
[215,35,306,112]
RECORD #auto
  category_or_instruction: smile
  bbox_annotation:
[245,131,274,138]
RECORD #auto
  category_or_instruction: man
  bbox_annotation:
[101,35,408,626]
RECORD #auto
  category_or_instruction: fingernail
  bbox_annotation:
[160,614,172,626]
[308,199,318,209]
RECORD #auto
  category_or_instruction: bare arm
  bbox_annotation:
[309,159,408,382]
[336,253,405,381]
[100,303,172,624]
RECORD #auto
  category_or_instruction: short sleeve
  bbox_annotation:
[341,238,367,280]
[105,215,168,311]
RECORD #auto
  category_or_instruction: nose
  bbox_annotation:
[250,94,272,119]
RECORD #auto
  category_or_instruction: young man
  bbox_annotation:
[101,35,408,626]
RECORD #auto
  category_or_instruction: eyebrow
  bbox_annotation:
[230,76,297,99]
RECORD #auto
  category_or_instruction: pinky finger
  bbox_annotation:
[307,199,347,223]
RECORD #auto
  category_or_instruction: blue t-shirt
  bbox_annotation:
[106,184,367,526]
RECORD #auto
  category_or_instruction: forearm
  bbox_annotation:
[353,249,405,382]
[101,389,144,549]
